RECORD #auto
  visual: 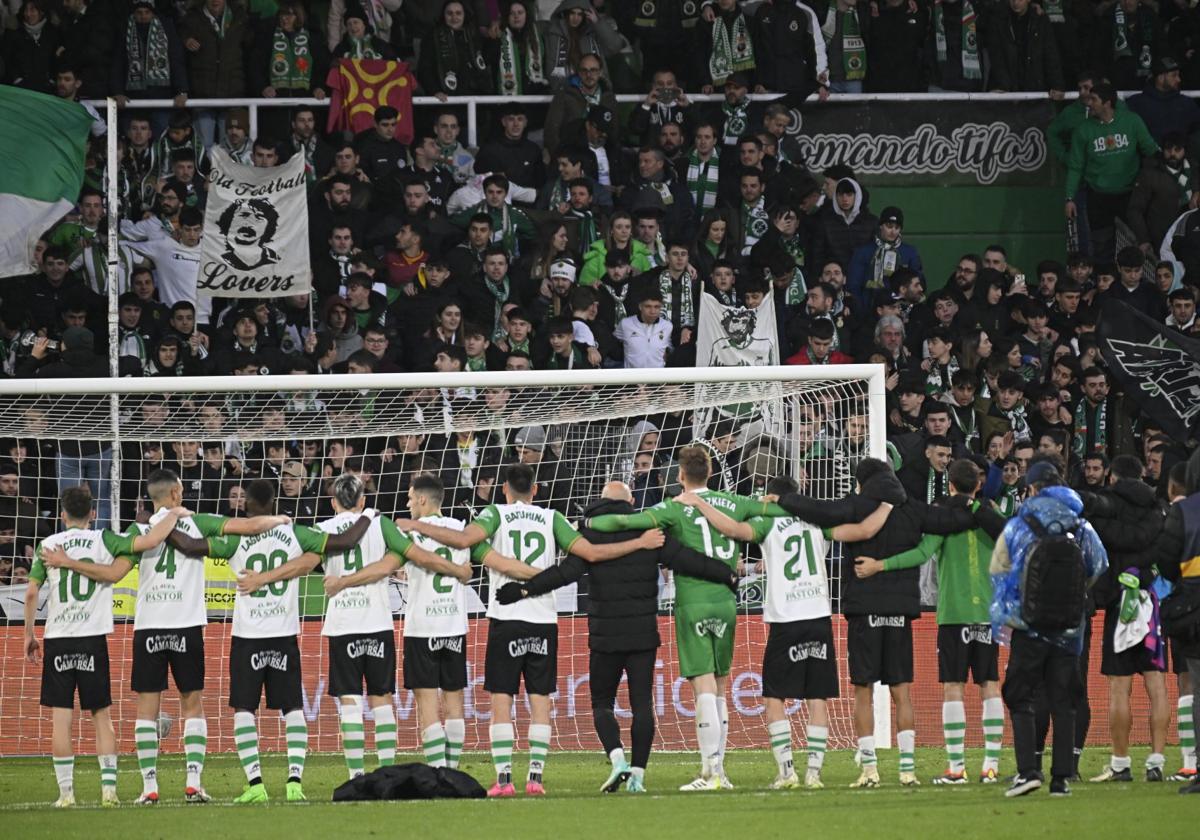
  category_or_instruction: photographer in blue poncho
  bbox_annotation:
[989,459,1108,800]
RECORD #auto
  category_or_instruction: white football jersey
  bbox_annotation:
[755,516,832,622]
[319,510,394,637]
[224,526,304,638]
[475,502,577,625]
[33,528,127,639]
[133,509,216,630]
[403,515,470,638]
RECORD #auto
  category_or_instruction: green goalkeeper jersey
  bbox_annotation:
[590,489,781,606]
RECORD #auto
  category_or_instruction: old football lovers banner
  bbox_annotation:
[695,292,784,439]
[1098,299,1200,441]
[198,147,311,298]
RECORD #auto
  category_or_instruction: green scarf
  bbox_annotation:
[1113,4,1153,79]
[840,10,866,81]
[709,11,755,85]
[125,15,171,91]
[741,198,768,254]
[686,148,720,212]
[721,99,749,145]
[466,354,487,371]
[270,28,312,90]
[785,267,807,305]
[997,483,1021,518]
[485,274,511,341]
[569,208,600,250]
[927,468,948,504]
[1072,398,1108,461]
[601,276,631,320]
[934,0,980,80]
[659,270,697,328]
[868,234,901,291]
[345,35,383,59]
[204,6,232,37]
[497,26,545,95]
[925,355,960,396]
[1042,0,1065,22]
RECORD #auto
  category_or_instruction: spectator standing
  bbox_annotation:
[990,461,1108,797]
[866,0,928,92]
[179,0,251,148]
[544,54,619,164]
[332,4,398,59]
[544,0,626,90]
[753,0,828,103]
[112,0,189,135]
[986,0,1064,95]
[486,0,549,96]
[1127,55,1200,144]
[327,0,403,51]
[1094,0,1163,92]
[848,207,923,311]
[1128,133,1196,257]
[1065,81,1158,262]
[2,0,59,93]
[700,0,759,92]
[926,0,984,92]
[475,104,545,191]
[809,0,870,94]
[250,1,330,141]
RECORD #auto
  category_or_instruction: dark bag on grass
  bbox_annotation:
[332,763,487,801]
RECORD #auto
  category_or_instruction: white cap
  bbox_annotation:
[549,259,577,282]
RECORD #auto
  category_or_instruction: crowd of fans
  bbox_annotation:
[0,0,1198,607]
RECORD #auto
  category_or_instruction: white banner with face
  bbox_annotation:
[198,147,311,298]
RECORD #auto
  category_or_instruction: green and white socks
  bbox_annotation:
[445,718,465,769]
[768,719,793,777]
[490,723,514,784]
[53,755,73,800]
[284,710,307,782]
[717,697,730,771]
[99,754,118,795]
[695,693,723,779]
[857,735,877,769]
[897,729,916,775]
[374,705,397,767]
[423,723,447,768]
[1180,695,1196,772]
[184,717,207,789]
[982,697,1004,774]
[340,703,366,778]
[942,701,966,773]
[528,723,551,783]
[806,724,828,772]
[135,719,159,795]
[233,711,262,784]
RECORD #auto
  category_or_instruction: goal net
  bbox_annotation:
[0,365,886,757]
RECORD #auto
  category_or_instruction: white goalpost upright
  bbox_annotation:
[0,364,891,756]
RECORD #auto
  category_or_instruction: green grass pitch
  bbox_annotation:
[0,748,1193,839]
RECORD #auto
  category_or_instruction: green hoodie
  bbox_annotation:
[1064,107,1158,198]
[879,498,995,625]
[579,238,653,285]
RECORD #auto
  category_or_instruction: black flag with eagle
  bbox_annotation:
[1097,299,1200,441]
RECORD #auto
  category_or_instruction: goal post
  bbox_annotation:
[0,363,890,756]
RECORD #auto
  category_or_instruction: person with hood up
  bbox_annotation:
[319,296,364,363]
[332,3,398,58]
[811,177,876,274]
[543,0,626,91]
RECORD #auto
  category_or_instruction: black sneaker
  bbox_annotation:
[1180,779,1200,795]
[1089,766,1133,782]
[1005,773,1043,798]
[1050,777,1071,797]
[1146,767,1164,782]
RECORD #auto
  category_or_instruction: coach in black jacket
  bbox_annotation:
[498,482,737,790]
[770,457,1002,785]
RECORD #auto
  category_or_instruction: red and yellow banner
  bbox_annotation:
[325,59,415,140]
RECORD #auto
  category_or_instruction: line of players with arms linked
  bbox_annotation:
[19,439,1200,803]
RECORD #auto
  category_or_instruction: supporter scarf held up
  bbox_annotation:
[497,25,546,95]
[485,273,511,342]
[1113,3,1153,80]
[271,28,312,90]
[839,9,866,81]
[709,10,755,85]
[126,14,172,91]
[1072,398,1108,461]
[934,0,981,80]
[721,98,749,145]
[686,148,720,212]
[434,25,488,93]
[868,233,902,292]
[658,269,696,329]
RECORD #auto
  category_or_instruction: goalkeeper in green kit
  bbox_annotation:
[588,445,786,790]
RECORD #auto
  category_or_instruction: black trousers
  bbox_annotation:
[1035,618,1091,765]
[1003,631,1081,780]
[1084,188,1131,263]
[590,648,656,770]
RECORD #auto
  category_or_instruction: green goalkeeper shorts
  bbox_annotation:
[674,600,737,678]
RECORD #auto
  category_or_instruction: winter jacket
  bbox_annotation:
[986,7,1063,92]
[544,77,620,162]
[112,14,189,97]
[474,135,546,190]
[179,6,251,98]
[579,238,652,286]
[1082,478,1164,606]
[847,238,924,311]
[811,179,876,274]
[753,0,822,99]
[865,3,928,92]
[1127,85,1200,144]
[1,21,60,93]
[1128,155,1192,250]
[515,497,736,653]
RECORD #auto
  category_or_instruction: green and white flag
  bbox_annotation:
[0,87,93,278]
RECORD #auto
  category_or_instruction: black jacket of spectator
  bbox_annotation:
[987,5,1064,92]
[1093,3,1163,92]
[2,16,60,92]
[473,135,546,190]
[865,2,928,92]
[178,4,251,98]
[522,496,735,652]
[1104,279,1166,320]
[18,327,107,379]
[353,130,409,183]
[753,0,821,99]
[111,12,189,98]
[1082,478,1164,606]
[249,20,330,97]
[58,0,115,96]
[811,183,877,272]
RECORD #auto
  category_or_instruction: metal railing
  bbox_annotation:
[87,91,1085,148]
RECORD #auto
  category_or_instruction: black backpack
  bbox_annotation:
[1020,513,1089,633]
